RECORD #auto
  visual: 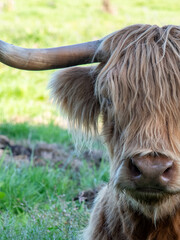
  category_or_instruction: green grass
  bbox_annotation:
[0,204,89,240]
[1,0,180,238]
[0,158,109,239]
[0,159,109,212]
[0,200,89,240]
[0,122,71,145]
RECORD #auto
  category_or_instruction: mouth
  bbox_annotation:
[135,187,165,194]
[125,187,170,204]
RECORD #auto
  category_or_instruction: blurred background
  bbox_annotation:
[0,1,180,239]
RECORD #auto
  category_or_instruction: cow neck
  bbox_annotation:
[117,194,180,240]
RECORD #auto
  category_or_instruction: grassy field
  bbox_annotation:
[1,0,180,239]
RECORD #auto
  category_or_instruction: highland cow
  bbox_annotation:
[1,24,180,239]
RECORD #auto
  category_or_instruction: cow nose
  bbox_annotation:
[129,156,174,185]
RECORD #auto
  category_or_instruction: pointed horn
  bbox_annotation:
[0,40,102,70]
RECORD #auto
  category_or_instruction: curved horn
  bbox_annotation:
[0,40,102,70]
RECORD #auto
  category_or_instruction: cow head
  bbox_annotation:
[1,24,180,221]
[92,24,180,220]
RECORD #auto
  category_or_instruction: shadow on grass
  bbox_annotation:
[0,122,72,145]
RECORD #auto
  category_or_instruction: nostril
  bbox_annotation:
[129,158,142,178]
[161,164,174,182]
[164,167,171,174]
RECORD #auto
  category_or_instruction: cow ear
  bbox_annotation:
[49,67,100,136]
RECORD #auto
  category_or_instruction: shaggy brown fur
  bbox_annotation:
[49,24,180,239]
[83,186,180,240]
